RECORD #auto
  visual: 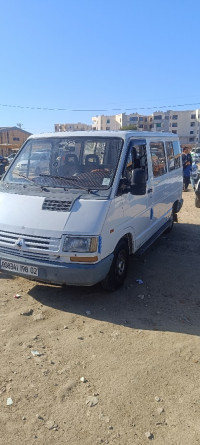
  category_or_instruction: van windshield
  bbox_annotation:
[4,136,124,190]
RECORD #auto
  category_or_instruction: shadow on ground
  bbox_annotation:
[25,222,200,337]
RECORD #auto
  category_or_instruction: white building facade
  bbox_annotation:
[91,109,200,146]
[55,122,92,132]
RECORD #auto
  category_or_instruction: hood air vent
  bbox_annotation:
[42,199,72,212]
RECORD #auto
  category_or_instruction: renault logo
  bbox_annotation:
[15,238,25,249]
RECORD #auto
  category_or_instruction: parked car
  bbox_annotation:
[15,151,50,176]
[191,147,200,163]
[0,156,9,177]
[194,171,200,207]
[0,155,9,166]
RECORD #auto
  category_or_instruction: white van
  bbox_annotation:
[0,131,183,290]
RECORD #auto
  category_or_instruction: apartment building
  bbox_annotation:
[55,122,92,132]
[92,115,121,131]
[55,109,200,147]
[92,113,152,132]
[91,109,200,146]
[149,110,200,145]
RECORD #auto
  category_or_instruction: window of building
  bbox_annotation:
[191,122,195,127]
[156,123,161,128]
[172,123,177,127]
[150,141,167,177]
[13,137,20,141]
[165,115,169,120]
[138,124,143,129]
[139,117,143,121]
[172,115,178,120]
[190,131,194,134]
[191,114,196,119]
[106,119,110,124]
[189,137,195,142]
[172,130,177,134]
[154,115,162,120]
[130,117,138,122]
[106,127,110,131]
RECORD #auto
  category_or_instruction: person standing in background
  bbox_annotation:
[182,147,192,191]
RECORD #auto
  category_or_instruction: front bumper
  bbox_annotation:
[0,252,113,286]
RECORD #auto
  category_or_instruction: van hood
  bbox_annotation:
[0,192,109,237]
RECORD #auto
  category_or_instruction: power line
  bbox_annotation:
[0,102,200,112]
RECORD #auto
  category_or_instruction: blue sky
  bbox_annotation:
[1,0,199,134]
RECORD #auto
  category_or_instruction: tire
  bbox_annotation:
[101,240,129,291]
[195,194,200,208]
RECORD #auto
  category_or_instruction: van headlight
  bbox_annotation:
[62,236,98,253]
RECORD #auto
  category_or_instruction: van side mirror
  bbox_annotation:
[130,168,146,195]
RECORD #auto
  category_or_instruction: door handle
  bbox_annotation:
[147,188,153,193]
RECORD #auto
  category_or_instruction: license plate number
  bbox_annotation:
[1,260,38,276]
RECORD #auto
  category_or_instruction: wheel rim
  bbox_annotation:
[115,250,126,278]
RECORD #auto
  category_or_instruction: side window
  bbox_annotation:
[150,141,167,177]
[173,141,181,168]
[166,141,175,171]
[123,150,133,182]
[123,143,148,181]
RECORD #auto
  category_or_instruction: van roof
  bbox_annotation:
[28,130,179,141]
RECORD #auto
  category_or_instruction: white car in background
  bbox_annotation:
[191,147,200,163]
[15,151,50,176]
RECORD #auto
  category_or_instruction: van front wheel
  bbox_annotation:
[101,240,129,291]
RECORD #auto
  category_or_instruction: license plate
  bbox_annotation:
[1,260,38,276]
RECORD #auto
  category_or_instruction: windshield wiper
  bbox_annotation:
[13,173,34,183]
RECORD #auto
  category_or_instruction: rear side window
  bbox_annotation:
[171,141,181,169]
[150,142,167,177]
[165,141,175,171]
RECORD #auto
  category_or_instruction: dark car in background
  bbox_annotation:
[0,156,9,177]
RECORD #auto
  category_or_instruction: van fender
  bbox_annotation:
[101,226,135,258]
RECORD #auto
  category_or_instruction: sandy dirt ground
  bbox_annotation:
[0,187,200,445]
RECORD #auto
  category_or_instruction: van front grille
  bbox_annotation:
[0,230,61,260]
[42,199,72,212]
